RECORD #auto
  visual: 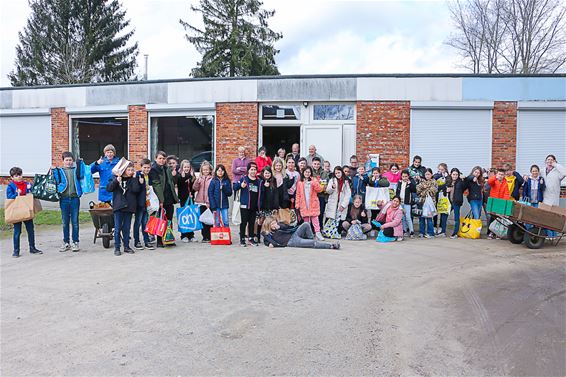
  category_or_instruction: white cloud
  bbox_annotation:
[0,0,464,87]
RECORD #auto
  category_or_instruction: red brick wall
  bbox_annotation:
[491,101,517,168]
[356,101,411,170]
[51,107,69,165]
[128,105,148,167]
[215,103,258,172]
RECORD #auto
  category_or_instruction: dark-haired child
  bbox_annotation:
[6,167,42,258]
[208,164,233,227]
[234,162,264,247]
[133,158,154,250]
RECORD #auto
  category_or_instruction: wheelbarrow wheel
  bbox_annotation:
[507,224,525,244]
[524,227,545,249]
[102,223,111,249]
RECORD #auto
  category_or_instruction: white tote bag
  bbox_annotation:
[365,187,390,210]
[231,191,241,226]
[199,208,215,226]
[421,195,438,218]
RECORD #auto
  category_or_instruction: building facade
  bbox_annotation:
[1,74,565,199]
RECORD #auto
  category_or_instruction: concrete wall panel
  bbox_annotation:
[357,77,462,101]
[11,87,86,108]
[168,80,257,103]
[0,91,12,109]
[463,77,566,101]
[257,78,356,101]
[86,83,168,106]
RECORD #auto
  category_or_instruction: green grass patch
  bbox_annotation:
[0,208,91,232]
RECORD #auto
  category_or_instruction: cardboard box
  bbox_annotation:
[512,203,566,232]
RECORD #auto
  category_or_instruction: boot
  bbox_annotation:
[30,247,43,254]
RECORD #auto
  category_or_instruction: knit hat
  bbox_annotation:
[103,144,116,154]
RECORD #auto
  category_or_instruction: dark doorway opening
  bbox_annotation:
[262,126,300,159]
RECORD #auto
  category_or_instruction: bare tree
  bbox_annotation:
[446,0,566,73]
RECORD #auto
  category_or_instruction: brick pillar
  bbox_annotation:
[215,103,259,170]
[356,101,411,170]
[128,105,148,166]
[491,101,517,168]
[51,107,69,165]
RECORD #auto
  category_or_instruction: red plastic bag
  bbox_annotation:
[145,208,168,237]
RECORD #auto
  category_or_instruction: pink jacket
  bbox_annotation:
[383,171,401,184]
[295,179,322,217]
[376,202,404,237]
[193,175,212,205]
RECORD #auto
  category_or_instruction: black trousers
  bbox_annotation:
[157,204,174,245]
[383,227,394,237]
[199,205,212,241]
[240,208,257,240]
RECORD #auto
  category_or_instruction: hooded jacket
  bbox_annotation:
[90,157,119,202]
[149,162,179,205]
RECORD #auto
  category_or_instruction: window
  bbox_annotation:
[261,105,301,120]
[150,116,214,172]
[313,104,354,120]
[71,117,128,163]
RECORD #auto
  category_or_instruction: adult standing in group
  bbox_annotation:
[149,150,179,247]
[542,154,566,206]
[289,143,301,166]
[306,145,324,166]
[231,146,250,183]
[348,155,359,178]
[255,146,273,172]
[90,144,119,204]
[407,155,426,184]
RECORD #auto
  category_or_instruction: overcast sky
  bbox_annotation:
[0,0,464,87]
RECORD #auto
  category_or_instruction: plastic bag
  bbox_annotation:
[345,223,367,240]
[232,191,241,226]
[489,217,512,238]
[458,215,482,239]
[436,193,451,215]
[421,196,437,218]
[199,208,214,226]
[176,197,203,233]
[163,221,176,245]
[146,186,159,214]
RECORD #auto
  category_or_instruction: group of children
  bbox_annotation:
[7,142,565,257]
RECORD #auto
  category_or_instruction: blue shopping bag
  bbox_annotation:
[80,159,95,194]
[176,197,203,233]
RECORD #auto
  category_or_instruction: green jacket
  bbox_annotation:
[149,162,179,205]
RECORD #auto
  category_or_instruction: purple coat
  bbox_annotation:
[232,157,251,183]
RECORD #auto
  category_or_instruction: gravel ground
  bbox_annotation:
[1,225,565,376]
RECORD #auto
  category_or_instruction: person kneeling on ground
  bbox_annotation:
[261,216,340,250]
[373,196,404,241]
[342,195,372,235]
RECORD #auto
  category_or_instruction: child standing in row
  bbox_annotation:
[522,165,545,207]
[352,165,368,201]
[133,159,153,250]
[447,168,465,238]
[107,162,141,256]
[416,168,438,238]
[7,167,42,258]
[208,164,233,227]
[325,166,352,231]
[295,166,324,241]
[487,168,510,239]
[53,151,84,252]
[193,161,213,243]
[234,162,263,247]
[465,166,485,220]
[311,157,330,227]
[396,170,415,238]
[178,160,196,242]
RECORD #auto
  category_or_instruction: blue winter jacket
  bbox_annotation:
[352,174,369,198]
[208,177,233,210]
[53,164,84,197]
[91,157,119,202]
[522,177,545,203]
[6,181,32,199]
[233,176,264,209]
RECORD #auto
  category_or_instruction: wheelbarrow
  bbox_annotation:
[89,207,114,249]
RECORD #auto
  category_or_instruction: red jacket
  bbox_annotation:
[488,176,510,199]
[255,155,273,172]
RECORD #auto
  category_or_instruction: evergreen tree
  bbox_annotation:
[9,0,138,86]
[180,0,282,77]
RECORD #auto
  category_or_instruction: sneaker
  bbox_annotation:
[114,249,122,256]
[134,242,145,250]
[240,239,247,247]
[123,247,135,254]
[487,234,494,240]
[315,232,325,241]
[30,247,43,254]
[418,234,424,238]
[182,238,189,243]
[188,238,195,243]
[249,238,259,247]
[71,243,80,252]
[202,238,210,243]
[156,243,165,248]
[396,237,403,242]
[436,227,441,235]
[424,234,433,239]
[12,251,20,258]
[331,241,341,250]
[59,243,71,252]
[410,232,415,239]
[437,233,446,238]
[145,243,156,250]
[450,234,458,239]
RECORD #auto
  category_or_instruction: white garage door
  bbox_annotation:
[517,110,566,184]
[410,108,492,175]
[0,115,52,175]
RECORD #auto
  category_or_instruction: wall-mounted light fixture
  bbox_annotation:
[303,101,308,107]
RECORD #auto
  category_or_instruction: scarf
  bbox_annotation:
[14,181,28,195]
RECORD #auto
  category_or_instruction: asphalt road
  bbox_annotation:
[1,225,565,376]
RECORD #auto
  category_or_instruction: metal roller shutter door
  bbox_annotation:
[410,109,492,174]
[516,110,566,184]
[0,115,52,175]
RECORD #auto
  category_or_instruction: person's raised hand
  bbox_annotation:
[241,181,247,189]
[139,176,144,184]
[97,156,103,165]
[171,169,177,176]
[117,176,122,183]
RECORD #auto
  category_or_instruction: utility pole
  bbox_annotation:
[143,54,149,80]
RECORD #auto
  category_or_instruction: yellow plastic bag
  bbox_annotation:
[458,216,482,239]
[437,193,451,215]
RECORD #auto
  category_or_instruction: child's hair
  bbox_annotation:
[502,163,513,171]
[200,160,213,174]
[166,155,178,163]
[286,156,295,165]
[300,166,313,181]
[546,154,557,161]
[334,166,344,178]
[390,163,399,170]
[140,158,151,166]
[258,146,267,154]
[401,169,410,177]
[261,215,278,235]
[438,163,448,171]
[530,164,540,172]
[261,166,276,186]
[247,161,258,172]
[272,157,285,172]
[352,194,363,203]
[323,160,330,166]
[413,155,422,163]
[214,164,229,181]
[392,195,402,202]
[470,166,485,185]
[425,168,434,175]
[9,167,22,177]
[155,150,167,158]
[450,168,461,176]
[312,157,321,163]
[372,167,380,174]
[298,157,307,165]
[497,168,506,174]
[180,159,191,170]
[122,162,135,176]
[62,151,75,161]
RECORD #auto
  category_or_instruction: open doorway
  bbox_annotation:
[262,126,300,159]
[71,117,128,163]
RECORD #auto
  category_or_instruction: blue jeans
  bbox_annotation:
[452,204,461,236]
[469,200,482,219]
[133,208,150,244]
[419,217,434,236]
[114,211,133,250]
[402,204,414,233]
[214,208,229,227]
[13,220,35,252]
[60,197,80,243]
[439,213,448,234]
